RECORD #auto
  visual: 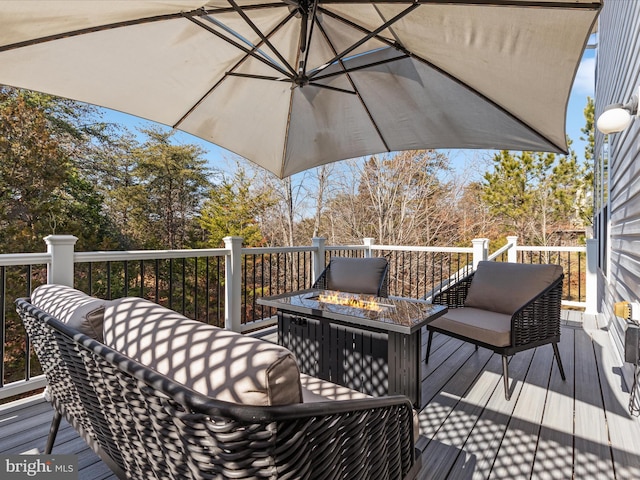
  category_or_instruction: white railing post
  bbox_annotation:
[585,238,599,314]
[472,238,489,269]
[224,236,243,332]
[312,237,326,283]
[44,235,78,287]
[507,236,518,263]
[363,238,375,258]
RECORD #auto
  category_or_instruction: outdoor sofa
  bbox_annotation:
[16,284,419,480]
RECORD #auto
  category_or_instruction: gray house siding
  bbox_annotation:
[595,0,640,391]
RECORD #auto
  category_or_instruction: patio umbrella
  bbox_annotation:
[0,0,601,178]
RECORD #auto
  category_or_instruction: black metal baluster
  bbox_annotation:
[260,253,265,320]
[169,259,174,310]
[432,251,437,291]
[123,261,129,297]
[578,251,583,302]
[181,258,186,315]
[106,261,112,300]
[25,265,32,382]
[88,263,93,296]
[140,259,144,299]
[242,255,248,324]
[217,256,222,326]
[155,259,160,304]
[194,257,198,322]
[205,257,210,325]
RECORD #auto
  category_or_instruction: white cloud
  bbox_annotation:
[573,57,595,95]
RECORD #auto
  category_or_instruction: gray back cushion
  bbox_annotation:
[464,261,563,315]
[103,297,303,406]
[31,284,107,342]
[325,257,388,295]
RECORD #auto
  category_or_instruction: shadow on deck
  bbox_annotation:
[1,310,639,479]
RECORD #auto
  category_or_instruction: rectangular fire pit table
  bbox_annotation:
[257,289,447,408]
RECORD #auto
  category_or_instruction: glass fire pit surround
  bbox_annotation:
[258,288,446,335]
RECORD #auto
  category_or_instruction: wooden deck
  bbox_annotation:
[1,310,639,479]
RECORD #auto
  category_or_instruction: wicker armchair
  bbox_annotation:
[313,257,389,297]
[16,297,417,480]
[427,261,565,400]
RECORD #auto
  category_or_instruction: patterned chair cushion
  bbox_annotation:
[31,284,107,342]
[103,297,303,406]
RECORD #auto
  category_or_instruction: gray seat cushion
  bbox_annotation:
[299,373,419,440]
[464,261,563,315]
[299,373,370,402]
[429,307,512,347]
[103,297,303,406]
[325,257,387,295]
[31,284,107,342]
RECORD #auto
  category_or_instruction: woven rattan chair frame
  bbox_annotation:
[426,268,566,400]
[313,258,389,298]
[16,298,416,480]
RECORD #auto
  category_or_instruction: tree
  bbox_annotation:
[482,147,588,245]
[253,170,309,247]
[0,87,117,252]
[579,97,595,225]
[311,165,331,238]
[199,167,276,247]
[84,131,141,248]
[122,127,212,249]
[453,180,500,245]
[323,151,455,246]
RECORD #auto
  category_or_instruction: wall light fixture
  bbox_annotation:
[596,86,640,134]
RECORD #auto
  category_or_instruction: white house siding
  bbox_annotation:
[594,0,640,392]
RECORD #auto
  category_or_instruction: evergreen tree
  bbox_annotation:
[0,86,117,252]
[128,127,212,249]
[199,167,276,247]
[482,147,588,245]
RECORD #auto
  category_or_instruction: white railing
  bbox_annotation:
[0,235,595,401]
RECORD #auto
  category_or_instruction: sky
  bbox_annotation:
[100,44,597,182]
[566,47,596,156]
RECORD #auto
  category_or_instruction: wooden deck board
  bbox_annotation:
[574,318,614,479]
[589,326,640,479]
[489,345,554,479]
[418,349,497,478]
[2,310,638,480]
[530,327,575,480]
[458,348,537,480]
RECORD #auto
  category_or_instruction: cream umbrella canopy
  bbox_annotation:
[0,0,601,178]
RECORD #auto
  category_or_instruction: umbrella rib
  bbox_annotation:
[307,3,418,81]
[0,12,187,52]
[315,20,391,152]
[227,72,290,82]
[300,0,320,78]
[0,1,598,54]
[318,7,410,52]
[174,11,297,130]
[319,7,569,152]
[307,83,357,95]
[184,14,294,80]
[312,54,410,82]
[225,0,297,76]
[316,0,600,9]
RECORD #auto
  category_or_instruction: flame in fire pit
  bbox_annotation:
[316,292,392,312]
